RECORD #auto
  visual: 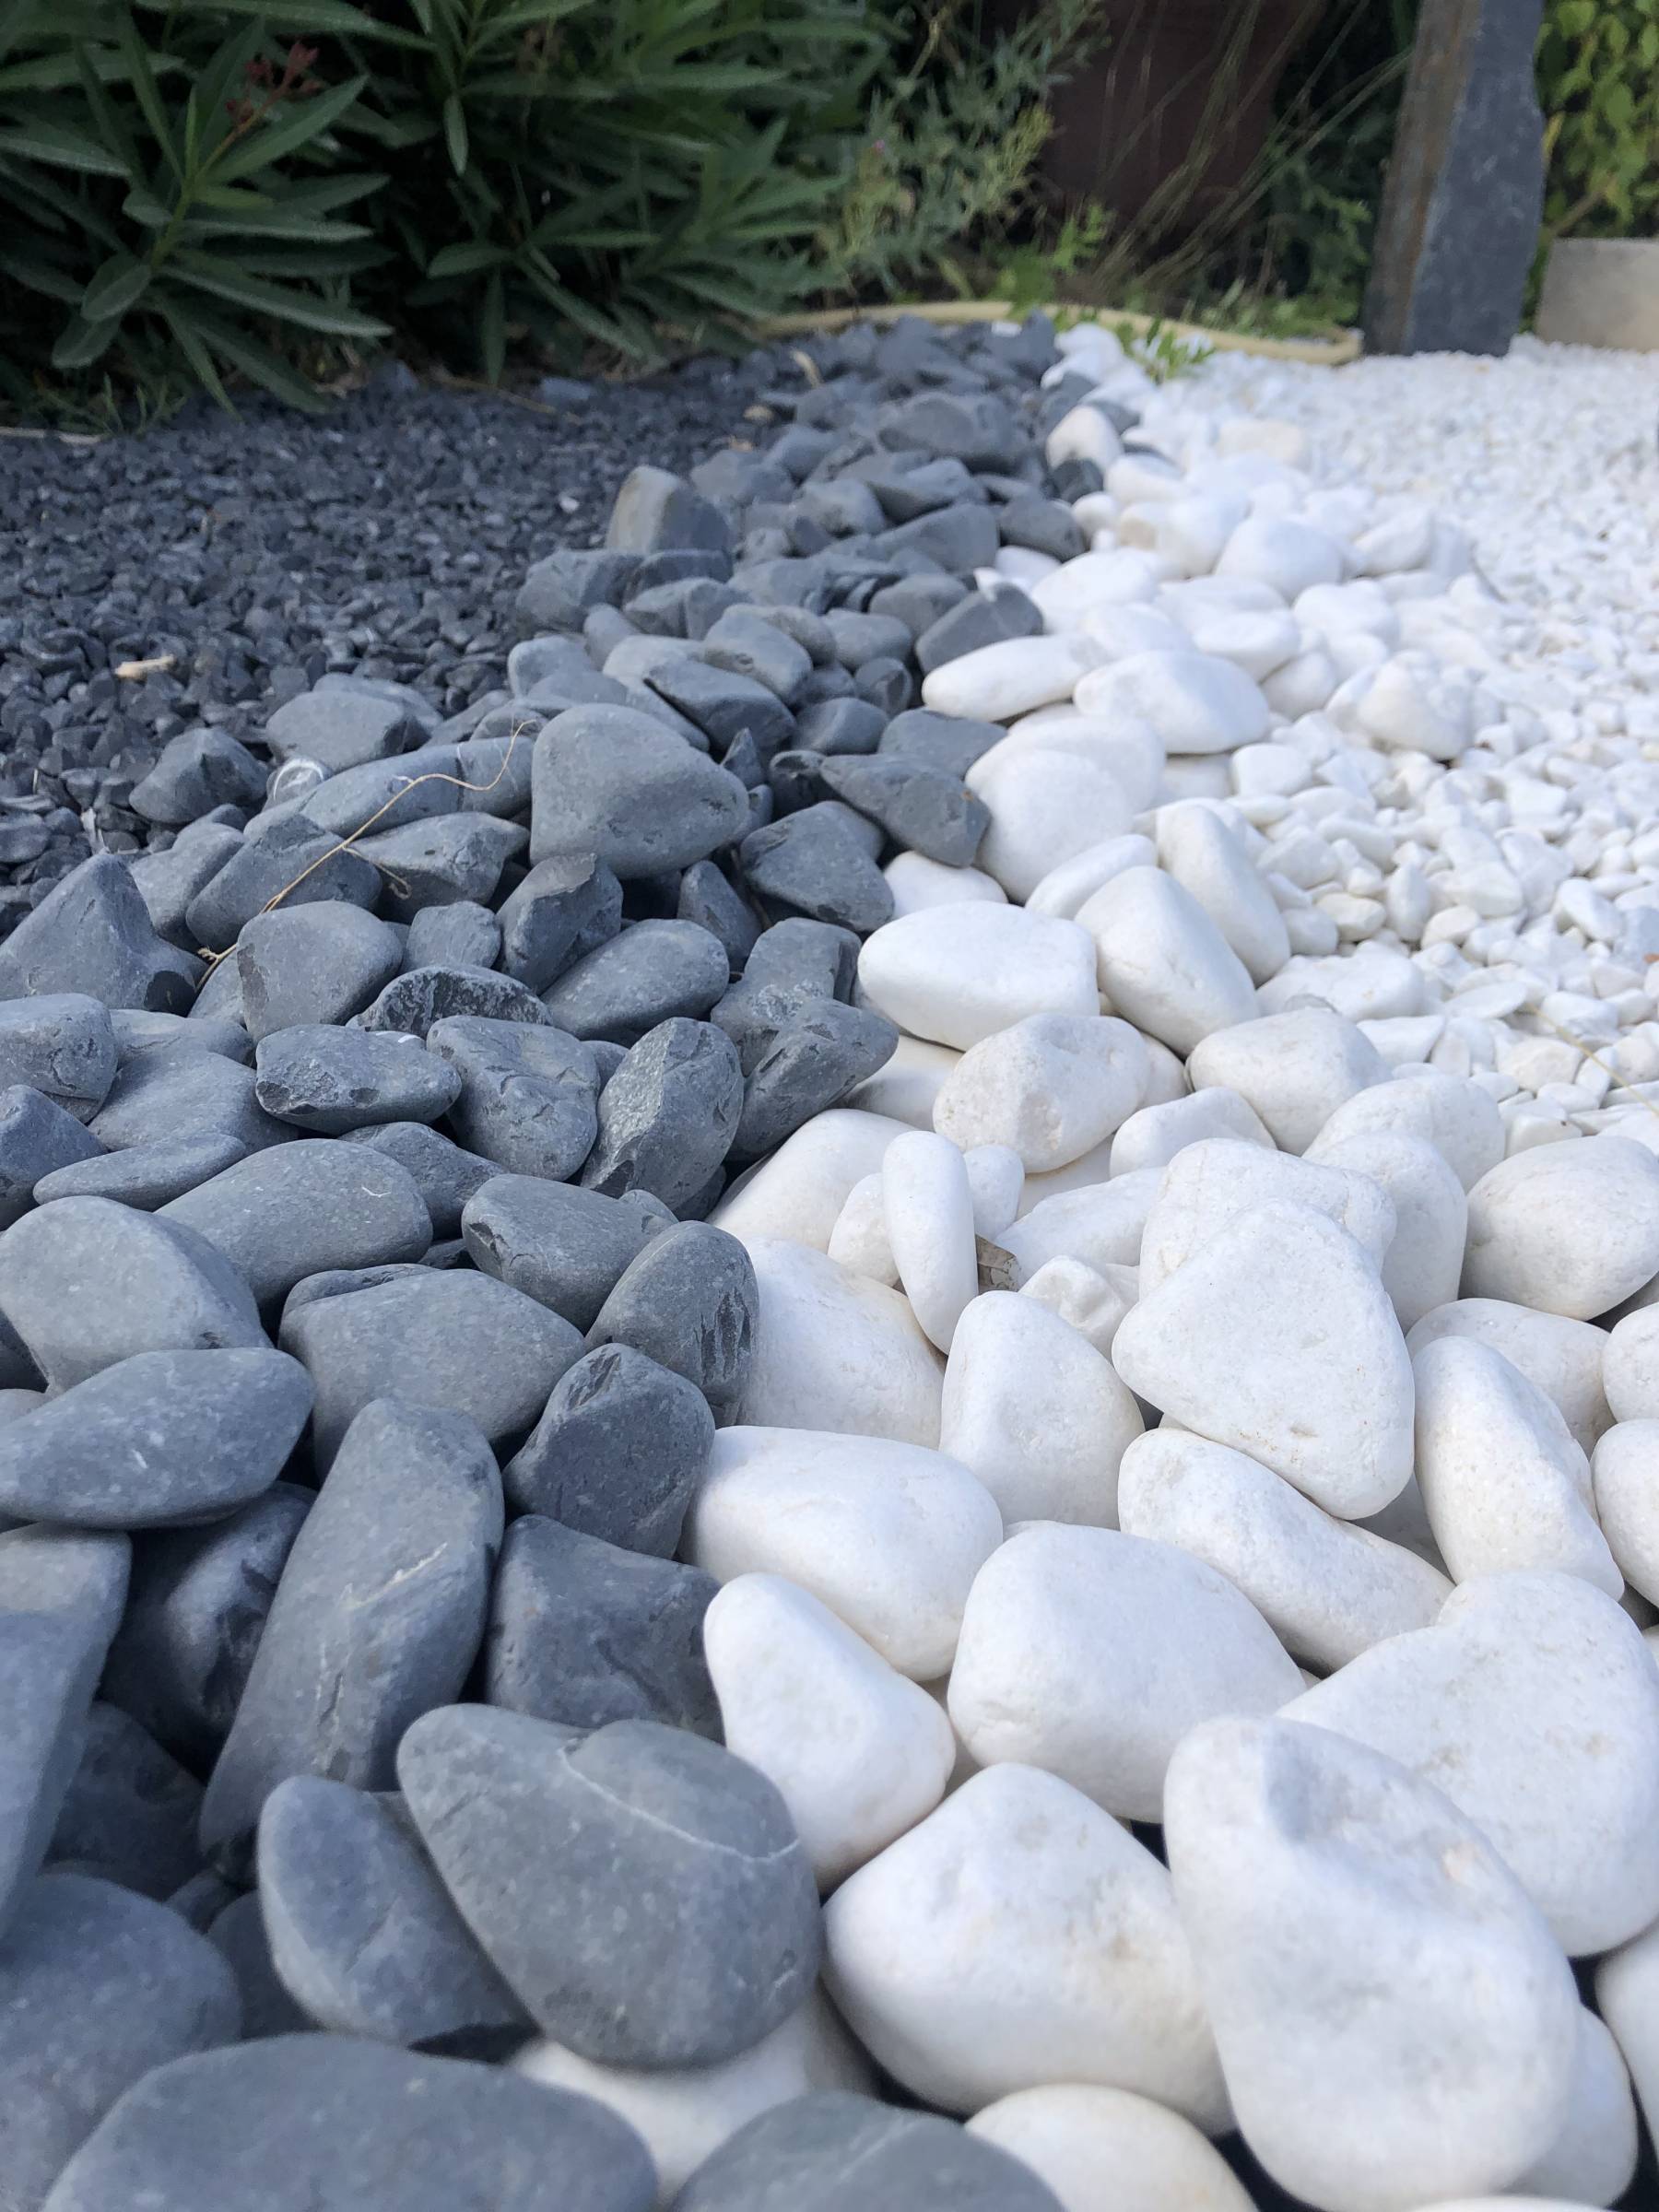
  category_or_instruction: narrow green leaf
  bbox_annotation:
[426,239,508,277]
[122,184,172,226]
[210,73,367,183]
[441,92,467,175]
[170,252,391,336]
[188,315,330,412]
[0,246,83,303]
[51,311,122,369]
[0,117,126,173]
[157,299,233,411]
[82,252,153,321]
[132,0,427,42]
[113,12,181,178]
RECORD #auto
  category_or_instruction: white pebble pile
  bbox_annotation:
[674,321,1659,2212]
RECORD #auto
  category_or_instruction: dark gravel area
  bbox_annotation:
[0,350,796,938]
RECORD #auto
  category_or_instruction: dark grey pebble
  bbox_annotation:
[130,728,267,827]
[504,1343,712,1553]
[541,921,729,1047]
[236,905,404,1041]
[183,816,381,957]
[40,2032,656,2212]
[337,1121,496,1239]
[0,1085,104,1229]
[165,1868,239,1933]
[403,900,500,973]
[461,1176,668,1330]
[159,1140,431,1309]
[206,1893,311,2039]
[253,1026,462,1135]
[712,917,858,1053]
[488,1516,720,1736]
[355,962,551,1040]
[351,815,525,922]
[700,609,814,705]
[130,825,247,949]
[277,1269,580,1465]
[111,1008,250,1065]
[677,860,761,969]
[529,705,750,877]
[88,1049,290,1155]
[794,699,886,755]
[426,1014,599,1178]
[739,806,893,935]
[47,1703,203,1900]
[0,855,200,1015]
[399,1712,819,2067]
[586,1220,757,1414]
[580,1017,743,1212]
[914,584,1041,673]
[265,687,424,775]
[0,994,116,1121]
[32,1133,248,1212]
[496,853,622,994]
[818,754,988,867]
[648,658,796,757]
[734,999,899,1159]
[198,1400,502,1880]
[607,464,732,557]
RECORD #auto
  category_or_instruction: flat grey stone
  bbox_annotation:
[0,1618,110,1943]
[587,1220,757,1412]
[504,1343,712,1553]
[529,706,750,877]
[0,1348,313,1529]
[47,1704,203,1900]
[403,900,500,973]
[516,547,641,634]
[206,1892,310,2039]
[0,1872,241,2212]
[508,634,609,699]
[580,1018,743,1212]
[398,1713,819,2066]
[733,999,898,1159]
[700,610,814,706]
[111,1009,250,1065]
[711,917,858,1054]
[298,747,463,840]
[351,815,525,922]
[338,1123,497,1239]
[183,816,382,958]
[677,860,761,968]
[914,584,1041,672]
[265,688,424,774]
[315,674,442,742]
[355,962,552,1041]
[497,854,622,994]
[33,1134,248,1212]
[0,1085,104,1228]
[236,905,404,1041]
[100,1486,312,1769]
[606,465,732,556]
[461,1177,668,1330]
[131,728,267,827]
[877,502,1001,571]
[278,1270,581,1465]
[998,493,1086,560]
[823,611,912,669]
[0,855,200,1014]
[130,827,248,947]
[0,1524,131,1635]
[739,806,893,935]
[426,1015,599,1179]
[41,2033,656,2212]
[160,1140,431,1309]
[541,922,729,1047]
[258,1779,528,2046]
[646,659,796,756]
[0,994,116,1121]
[88,1050,290,1155]
[253,1027,462,1135]
[671,2092,1065,2211]
[818,754,987,866]
[487,1516,720,1735]
[0,1196,266,1394]
[198,1400,502,1881]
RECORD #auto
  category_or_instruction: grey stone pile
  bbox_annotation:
[0,312,1126,2211]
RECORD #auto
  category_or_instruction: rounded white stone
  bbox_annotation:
[1073,650,1271,755]
[823,1762,1228,2127]
[1018,1254,1136,1358]
[1217,513,1347,598]
[973,749,1135,902]
[685,1426,1003,1680]
[920,632,1103,723]
[1596,1912,1659,2159]
[1412,1337,1620,1594]
[825,1171,896,1284]
[1025,833,1158,920]
[1109,1087,1274,1180]
[1154,804,1291,983]
[1592,1420,1659,1606]
[512,1989,871,2201]
[1112,1200,1416,1519]
[712,1108,911,1251]
[940,1289,1142,1524]
[966,2085,1255,2212]
[1137,1137,1396,1298]
[842,1037,960,1130]
[962,1143,1024,1239]
[1314,1071,1501,1196]
[1284,1571,1659,1955]
[1186,1007,1389,1155]
[1001,1171,1159,1275]
[857,906,1099,1053]
[1075,867,1257,1056]
[703,1572,959,1889]
[933,1014,1149,1173]
[1511,2008,1638,2210]
[1030,549,1159,629]
[1462,1135,1659,1319]
[735,1237,943,1447]
[1604,1306,1659,1421]
[1165,1715,1580,2212]
[882,850,1007,917]
[1117,1427,1450,1671]
[1307,1127,1467,1331]
[1406,1299,1611,1453]
[882,1130,978,1353]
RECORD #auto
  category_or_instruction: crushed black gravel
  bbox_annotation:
[0,351,798,939]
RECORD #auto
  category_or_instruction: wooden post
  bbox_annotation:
[1364,0,1546,355]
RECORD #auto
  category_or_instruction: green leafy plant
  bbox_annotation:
[1536,0,1659,239]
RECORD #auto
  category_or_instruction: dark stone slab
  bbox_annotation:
[503,1343,712,1553]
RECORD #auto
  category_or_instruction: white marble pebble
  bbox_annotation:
[1406,1298,1612,1453]
[939,1290,1143,1524]
[1137,1137,1396,1297]
[1029,549,1159,629]
[1284,1571,1659,1955]
[919,632,1104,722]
[703,1573,959,1889]
[882,1131,978,1353]
[972,749,1135,902]
[1045,406,1124,473]
[961,1144,1023,1239]
[1000,1170,1160,1275]
[1073,649,1271,754]
[1217,513,1347,597]
[856,904,1099,1052]
[932,1014,1149,1172]
[1591,1422,1659,1606]
[994,713,1166,812]
[513,1989,871,2203]
[1603,1306,1659,1421]
[712,1108,911,1251]
[1112,1200,1415,1518]
[842,1037,960,1130]
[881,850,1007,917]
[947,1524,1300,1818]
[1154,803,1291,982]
[966,2085,1255,2212]
[734,1237,943,1446]
[1018,1254,1136,1358]
[1116,1428,1450,1671]
[1596,1912,1659,2157]
[1187,1006,1389,1154]
[1411,1337,1621,1595]
[1165,1715,1581,2212]
[1108,1085,1274,1179]
[1462,1135,1659,1319]
[1509,2008,1638,2210]
[685,1426,1002,1680]
[825,1171,896,1284]
[1306,1126,1467,1330]
[1024,833,1157,920]
[823,1762,1229,2127]
[1075,867,1257,1055]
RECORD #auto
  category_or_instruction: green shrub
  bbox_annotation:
[1537,0,1659,239]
